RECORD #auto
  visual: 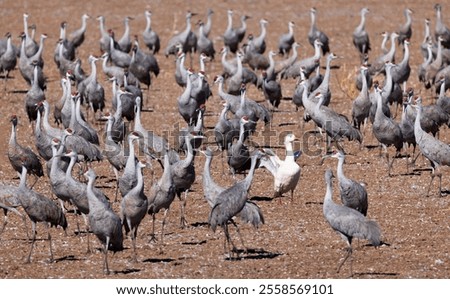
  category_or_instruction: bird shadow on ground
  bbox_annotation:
[9,89,28,94]
[114,268,141,275]
[305,201,323,206]
[181,239,207,246]
[352,271,398,278]
[225,248,282,261]
[142,257,177,263]
[190,221,209,227]
[54,255,82,262]
[278,122,297,127]
[248,196,273,202]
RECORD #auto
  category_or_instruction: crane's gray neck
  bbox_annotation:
[66,155,77,178]
[336,156,345,181]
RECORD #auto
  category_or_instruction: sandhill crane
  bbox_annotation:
[201,147,264,248]
[17,165,67,263]
[120,160,148,262]
[171,133,203,228]
[413,97,450,196]
[108,31,131,68]
[209,150,263,258]
[434,4,450,48]
[143,11,160,54]
[97,15,111,53]
[8,115,44,183]
[351,66,371,132]
[178,69,202,125]
[249,19,268,54]
[259,134,301,201]
[322,169,381,276]
[18,33,46,90]
[0,32,17,90]
[49,138,73,212]
[22,13,38,57]
[196,21,215,59]
[278,21,295,56]
[165,11,197,58]
[34,107,54,162]
[398,8,413,45]
[325,150,368,216]
[77,55,105,120]
[69,13,89,49]
[308,7,330,55]
[391,39,411,85]
[53,22,75,68]
[214,102,238,152]
[68,95,100,145]
[261,70,282,110]
[130,38,159,91]
[369,32,398,76]
[353,8,370,63]
[84,168,123,274]
[0,183,27,236]
[117,16,133,53]
[147,148,176,245]
[372,86,403,176]
[308,52,338,107]
[223,10,249,54]
[118,132,140,200]
[24,61,46,123]
[280,39,322,80]
[227,116,252,177]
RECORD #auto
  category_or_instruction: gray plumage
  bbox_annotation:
[0,183,27,236]
[248,19,268,54]
[118,132,140,198]
[165,11,197,57]
[329,150,368,216]
[209,151,263,257]
[413,97,450,196]
[351,66,371,131]
[322,169,381,276]
[108,32,131,68]
[398,8,413,46]
[130,39,159,89]
[434,4,450,48]
[278,21,295,56]
[369,32,398,76]
[262,70,282,109]
[280,39,322,80]
[18,33,46,90]
[117,16,133,53]
[24,61,46,122]
[143,10,160,54]
[308,53,338,107]
[391,40,411,85]
[17,166,67,264]
[214,102,239,151]
[308,8,330,55]
[77,55,105,116]
[84,168,123,275]
[120,161,148,262]
[196,21,215,59]
[353,8,371,63]
[223,10,249,54]
[69,13,89,49]
[147,149,176,243]
[0,33,18,87]
[227,116,252,176]
[8,115,44,178]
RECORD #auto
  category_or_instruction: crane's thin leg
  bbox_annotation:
[25,221,37,264]
[104,236,110,275]
[47,223,54,263]
[336,246,353,275]
[29,175,39,190]
[149,213,157,243]
[230,219,247,253]
[161,209,170,246]
[131,225,137,262]
[0,209,8,235]
[113,168,120,202]
[82,214,92,254]
[179,191,188,228]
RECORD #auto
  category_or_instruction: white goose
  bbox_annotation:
[260,133,301,201]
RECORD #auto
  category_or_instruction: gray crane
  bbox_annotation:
[97,15,112,53]
[117,16,133,53]
[203,8,214,38]
[21,13,38,57]
[399,100,416,170]
[35,106,55,161]
[372,86,403,176]
[261,70,282,110]
[227,116,252,177]
[303,92,362,148]
[353,8,371,63]
[61,128,103,163]
[143,10,160,54]
[0,183,27,236]
[398,8,413,46]
[68,13,89,49]
[130,38,159,92]
[147,148,176,244]
[434,4,450,48]
[85,168,123,274]
[24,61,46,123]
[53,22,75,68]
[280,39,322,80]
[49,137,73,212]
[77,55,105,120]
[16,165,67,263]
[326,150,368,216]
[108,31,131,68]
[369,32,398,76]
[120,160,148,262]
[118,132,140,200]
[8,115,44,182]
[165,11,197,58]
[308,7,330,55]
[214,102,239,152]
[278,21,295,56]
[308,52,338,107]
[209,150,262,258]
[201,147,264,247]
[178,69,202,125]
[322,169,381,276]
[18,33,46,90]
[413,97,450,196]
[0,32,17,90]
[196,21,215,60]
[391,39,411,85]
[101,53,128,86]
[223,10,249,54]
[67,95,99,145]
[249,19,268,54]
[423,37,444,89]
[171,133,203,228]
[351,65,371,132]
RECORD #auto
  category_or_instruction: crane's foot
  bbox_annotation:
[148,234,157,243]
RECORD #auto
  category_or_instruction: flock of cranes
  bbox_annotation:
[0,2,450,277]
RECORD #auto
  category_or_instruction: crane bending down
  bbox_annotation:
[322,169,381,277]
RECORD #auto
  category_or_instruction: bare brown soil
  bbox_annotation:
[0,0,449,279]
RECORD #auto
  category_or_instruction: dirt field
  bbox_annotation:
[0,0,449,279]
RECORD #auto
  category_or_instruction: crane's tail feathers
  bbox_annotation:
[238,201,264,228]
[364,219,382,246]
